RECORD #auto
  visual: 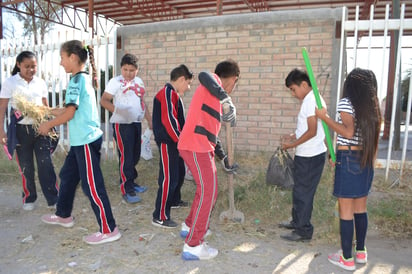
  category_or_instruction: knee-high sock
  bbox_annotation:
[354,212,368,251]
[340,219,354,259]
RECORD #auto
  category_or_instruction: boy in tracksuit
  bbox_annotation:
[178,59,239,260]
[151,65,194,228]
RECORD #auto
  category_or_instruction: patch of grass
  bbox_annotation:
[368,171,412,238]
[369,197,412,238]
[0,153,19,179]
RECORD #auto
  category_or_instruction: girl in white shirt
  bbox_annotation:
[0,51,58,210]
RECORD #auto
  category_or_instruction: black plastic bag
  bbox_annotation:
[266,147,294,189]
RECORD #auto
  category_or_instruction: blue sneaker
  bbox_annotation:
[123,193,141,203]
[180,222,212,238]
[134,185,148,193]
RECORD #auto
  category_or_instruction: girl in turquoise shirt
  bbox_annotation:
[38,40,121,245]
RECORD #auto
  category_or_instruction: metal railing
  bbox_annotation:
[0,30,116,158]
[338,3,412,183]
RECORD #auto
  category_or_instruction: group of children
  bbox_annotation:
[280,67,381,272]
[0,39,381,268]
[0,40,238,259]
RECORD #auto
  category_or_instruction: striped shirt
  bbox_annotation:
[336,97,362,146]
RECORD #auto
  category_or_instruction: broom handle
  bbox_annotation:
[223,104,235,213]
[301,47,336,163]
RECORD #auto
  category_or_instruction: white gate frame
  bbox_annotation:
[338,3,412,182]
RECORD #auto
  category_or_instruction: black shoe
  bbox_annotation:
[278,220,296,230]
[152,218,178,228]
[171,200,189,209]
[280,231,311,242]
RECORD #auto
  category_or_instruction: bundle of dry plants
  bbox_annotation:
[13,94,58,139]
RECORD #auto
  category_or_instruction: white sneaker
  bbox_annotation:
[180,222,212,238]
[182,242,218,260]
[23,203,35,211]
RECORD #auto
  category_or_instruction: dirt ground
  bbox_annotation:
[0,166,412,274]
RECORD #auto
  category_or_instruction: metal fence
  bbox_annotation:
[0,30,116,159]
[338,3,412,183]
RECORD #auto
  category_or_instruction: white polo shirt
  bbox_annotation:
[105,75,146,124]
[0,74,48,125]
[295,90,327,157]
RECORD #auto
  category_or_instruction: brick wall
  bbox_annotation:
[116,8,342,153]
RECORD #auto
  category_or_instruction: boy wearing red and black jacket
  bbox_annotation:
[151,65,194,228]
[178,59,239,260]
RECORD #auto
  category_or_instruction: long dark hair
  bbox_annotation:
[342,68,381,167]
[60,40,99,90]
[11,51,36,76]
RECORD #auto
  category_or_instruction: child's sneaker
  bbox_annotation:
[328,251,355,271]
[171,200,189,209]
[83,227,121,245]
[123,192,141,203]
[41,214,74,228]
[180,222,212,238]
[152,218,178,228]
[134,185,148,193]
[182,242,218,260]
[23,202,35,211]
[355,247,367,264]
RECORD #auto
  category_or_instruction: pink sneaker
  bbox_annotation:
[83,227,121,245]
[355,247,367,263]
[328,251,355,271]
[41,214,74,228]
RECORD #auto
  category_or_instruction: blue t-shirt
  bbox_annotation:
[65,72,102,146]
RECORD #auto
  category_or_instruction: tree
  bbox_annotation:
[2,10,21,43]
[14,1,57,45]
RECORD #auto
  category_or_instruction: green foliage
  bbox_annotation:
[401,69,411,112]
[14,1,58,44]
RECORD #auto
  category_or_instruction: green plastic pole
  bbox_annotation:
[301,47,336,163]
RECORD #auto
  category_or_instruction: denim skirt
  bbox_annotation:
[333,150,374,198]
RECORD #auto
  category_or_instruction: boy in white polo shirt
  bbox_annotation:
[101,54,152,203]
[279,68,326,242]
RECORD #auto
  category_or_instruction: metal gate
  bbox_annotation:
[338,3,412,183]
[0,30,116,158]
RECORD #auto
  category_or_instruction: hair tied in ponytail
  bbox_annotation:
[84,45,89,52]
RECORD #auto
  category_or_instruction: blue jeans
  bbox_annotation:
[291,152,325,238]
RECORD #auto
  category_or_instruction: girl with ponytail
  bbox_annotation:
[38,40,121,245]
